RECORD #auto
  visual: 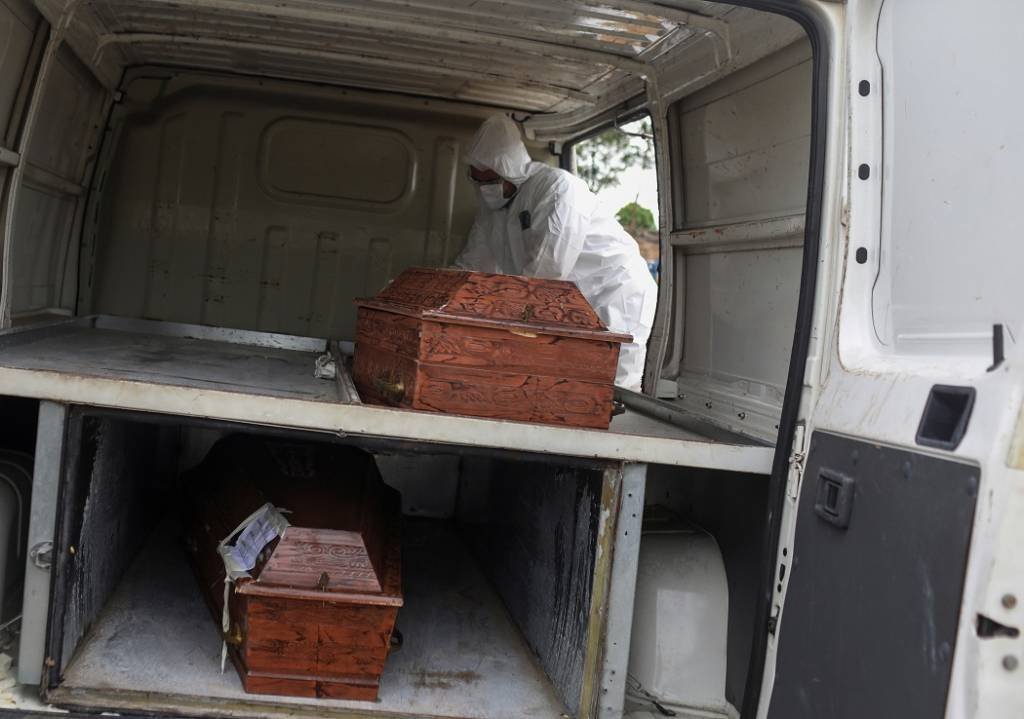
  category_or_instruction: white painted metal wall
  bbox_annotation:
[13,45,105,317]
[81,71,491,340]
[665,38,812,442]
[0,0,39,313]
[869,1,1021,362]
[0,1,35,144]
[0,0,108,324]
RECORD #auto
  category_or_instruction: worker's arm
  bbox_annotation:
[453,211,499,273]
[521,179,592,280]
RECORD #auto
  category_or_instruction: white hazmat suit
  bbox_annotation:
[455,114,658,391]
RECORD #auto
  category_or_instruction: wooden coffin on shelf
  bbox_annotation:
[182,434,402,701]
[353,268,631,429]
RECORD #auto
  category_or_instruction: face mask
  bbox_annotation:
[478,183,510,210]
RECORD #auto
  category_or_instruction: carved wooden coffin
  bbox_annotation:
[182,435,402,701]
[353,268,631,429]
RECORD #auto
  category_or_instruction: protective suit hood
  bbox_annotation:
[464,114,532,184]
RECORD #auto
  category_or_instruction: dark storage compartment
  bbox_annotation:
[35,408,632,719]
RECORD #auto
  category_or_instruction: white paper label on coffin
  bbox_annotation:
[216,502,291,672]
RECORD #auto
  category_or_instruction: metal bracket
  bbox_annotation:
[612,115,653,140]
[30,541,53,570]
[786,422,808,501]
[0,146,20,168]
[768,604,780,635]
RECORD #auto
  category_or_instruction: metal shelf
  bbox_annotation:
[0,316,774,472]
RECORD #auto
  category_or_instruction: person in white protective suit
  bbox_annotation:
[454,113,658,391]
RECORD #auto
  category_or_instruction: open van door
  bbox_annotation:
[759,1,1024,717]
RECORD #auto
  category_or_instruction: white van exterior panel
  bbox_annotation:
[870,0,1023,360]
[757,3,1024,719]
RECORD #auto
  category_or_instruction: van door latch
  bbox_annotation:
[813,469,856,529]
[30,541,53,570]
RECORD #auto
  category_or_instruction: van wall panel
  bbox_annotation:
[366,237,394,297]
[457,457,604,717]
[0,0,35,143]
[27,55,98,179]
[693,136,810,223]
[52,415,173,675]
[254,225,290,332]
[10,44,107,316]
[260,119,414,207]
[671,39,811,438]
[11,185,75,310]
[169,111,225,325]
[273,225,319,334]
[423,137,460,267]
[683,247,802,387]
[314,231,355,336]
[307,232,340,333]
[92,116,185,317]
[201,112,248,327]
[145,113,192,322]
[90,75,482,340]
[681,56,812,224]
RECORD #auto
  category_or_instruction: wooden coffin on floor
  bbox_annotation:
[353,268,631,429]
[182,434,402,701]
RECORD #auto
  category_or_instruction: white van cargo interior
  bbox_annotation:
[0,1,817,717]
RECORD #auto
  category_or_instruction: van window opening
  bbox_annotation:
[570,117,660,282]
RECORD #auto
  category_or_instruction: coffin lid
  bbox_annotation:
[356,267,632,342]
[188,435,402,606]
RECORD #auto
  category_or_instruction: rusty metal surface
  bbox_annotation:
[594,463,646,719]
[17,401,67,686]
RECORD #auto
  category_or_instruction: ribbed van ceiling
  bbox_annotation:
[34,0,735,115]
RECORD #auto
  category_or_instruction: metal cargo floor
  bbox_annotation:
[51,517,568,719]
